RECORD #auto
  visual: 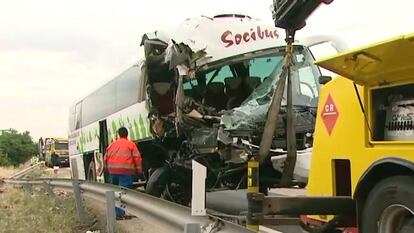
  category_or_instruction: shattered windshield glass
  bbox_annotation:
[221,45,321,131]
[183,49,286,112]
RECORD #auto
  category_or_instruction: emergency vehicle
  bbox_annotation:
[241,33,414,233]
[38,137,69,167]
[300,33,414,233]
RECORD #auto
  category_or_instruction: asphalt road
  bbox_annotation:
[42,166,72,178]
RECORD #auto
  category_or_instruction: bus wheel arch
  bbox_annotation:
[137,141,169,179]
[82,152,96,181]
[354,158,414,230]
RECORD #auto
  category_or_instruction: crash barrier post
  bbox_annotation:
[43,181,61,205]
[72,180,85,222]
[247,160,261,231]
[192,160,206,216]
[42,181,55,196]
[22,182,32,194]
[106,190,117,233]
[184,223,201,233]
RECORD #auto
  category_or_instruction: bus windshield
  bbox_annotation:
[221,45,320,131]
[55,142,68,150]
[183,46,320,113]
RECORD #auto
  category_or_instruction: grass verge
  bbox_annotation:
[0,166,17,178]
[0,186,101,233]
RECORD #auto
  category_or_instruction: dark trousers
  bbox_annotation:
[109,174,133,217]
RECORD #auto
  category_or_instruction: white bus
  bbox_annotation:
[69,14,339,203]
[69,63,148,181]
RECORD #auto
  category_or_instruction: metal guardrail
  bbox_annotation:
[8,161,44,179]
[4,177,254,233]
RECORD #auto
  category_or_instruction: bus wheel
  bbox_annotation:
[87,161,97,181]
[145,166,170,197]
[361,176,414,233]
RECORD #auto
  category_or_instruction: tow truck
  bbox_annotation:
[38,137,69,167]
[238,1,414,232]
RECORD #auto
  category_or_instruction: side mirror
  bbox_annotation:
[319,75,332,84]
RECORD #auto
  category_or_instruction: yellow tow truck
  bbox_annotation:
[248,34,414,233]
[38,137,69,167]
[240,2,414,232]
[303,34,414,233]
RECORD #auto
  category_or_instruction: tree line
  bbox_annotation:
[0,129,37,166]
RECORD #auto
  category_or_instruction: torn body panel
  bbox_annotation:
[221,45,318,149]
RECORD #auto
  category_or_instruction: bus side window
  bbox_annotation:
[138,63,146,102]
[69,107,75,132]
[75,102,81,130]
[116,66,140,110]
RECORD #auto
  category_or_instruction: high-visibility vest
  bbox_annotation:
[104,138,142,175]
[31,156,39,165]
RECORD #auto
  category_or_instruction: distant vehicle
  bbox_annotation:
[38,137,69,167]
[68,14,340,203]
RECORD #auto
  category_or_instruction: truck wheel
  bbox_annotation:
[145,166,170,197]
[361,176,414,233]
[87,161,97,181]
[298,182,307,189]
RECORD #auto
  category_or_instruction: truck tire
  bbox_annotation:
[46,157,52,168]
[87,161,97,181]
[361,176,414,233]
[145,166,170,197]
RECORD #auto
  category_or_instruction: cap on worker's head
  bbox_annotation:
[118,127,128,138]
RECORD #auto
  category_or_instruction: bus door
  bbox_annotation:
[98,119,109,182]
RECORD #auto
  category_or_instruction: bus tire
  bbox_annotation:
[361,176,414,233]
[87,161,97,181]
[145,166,170,197]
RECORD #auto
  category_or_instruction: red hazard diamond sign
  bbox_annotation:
[321,94,339,135]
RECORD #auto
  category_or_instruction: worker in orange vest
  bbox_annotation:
[104,126,142,219]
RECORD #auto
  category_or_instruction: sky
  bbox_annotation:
[1,0,413,140]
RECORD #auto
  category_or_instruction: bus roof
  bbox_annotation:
[150,14,288,66]
[173,15,286,64]
[70,15,289,107]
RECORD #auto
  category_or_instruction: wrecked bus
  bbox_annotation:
[69,14,326,203]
